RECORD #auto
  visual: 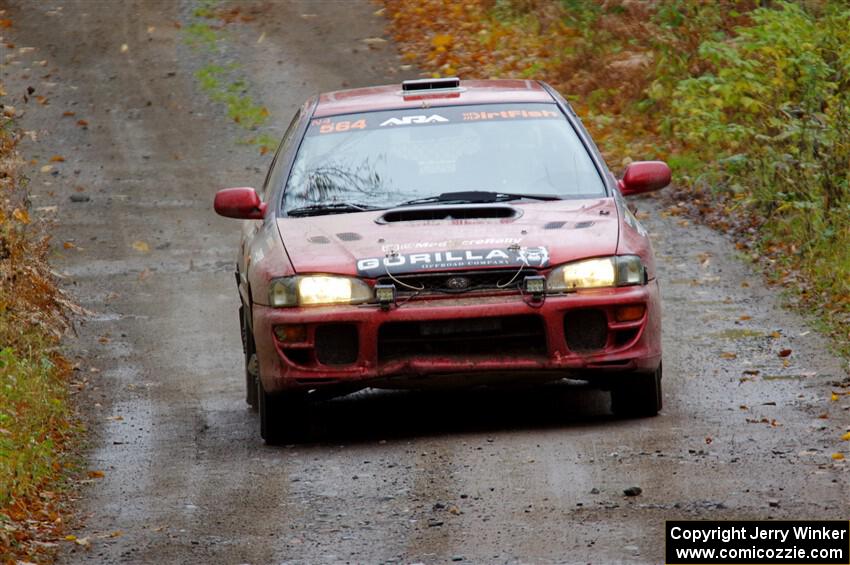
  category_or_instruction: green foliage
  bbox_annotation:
[0,331,72,508]
[186,2,275,153]
[184,22,221,50]
[194,64,271,133]
[667,2,850,307]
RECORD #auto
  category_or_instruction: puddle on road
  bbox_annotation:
[762,374,810,381]
[707,329,767,339]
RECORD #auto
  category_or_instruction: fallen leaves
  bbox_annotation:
[831,453,844,461]
[1,71,77,565]
[131,240,150,253]
[12,208,30,224]
[746,418,780,427]
[778,348,792,357]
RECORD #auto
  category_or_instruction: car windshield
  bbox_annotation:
[283,103,605,214]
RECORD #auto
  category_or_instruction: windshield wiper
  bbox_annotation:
[395,191,562,207]
[286,202,383,217]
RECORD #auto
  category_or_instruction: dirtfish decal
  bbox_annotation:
[356,246,549,277]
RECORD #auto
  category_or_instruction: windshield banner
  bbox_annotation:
[308,104,562,136]
[356,246,549,277]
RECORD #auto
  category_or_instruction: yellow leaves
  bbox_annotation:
[131,240,150,253]
[49,155,65,162]
[841,432,850,441]
[87,470,105,478]
[831,453,844,461]
[831,393,839,402]
[431,34,453,49]
[12,208,30,224]
[62,241,76,250]
[720,351,737,359]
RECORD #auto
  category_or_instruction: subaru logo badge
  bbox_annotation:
[445,276,471,290]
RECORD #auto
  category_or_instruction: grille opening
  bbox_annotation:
[315,324,359,365]
[564,309,608,352]
[376,269,537,296]
[379,205,517,223]
[378,315,545,362]
[282,348,311,366]
[614,328,639,347]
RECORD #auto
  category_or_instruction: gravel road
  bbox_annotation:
[3,1,848,563]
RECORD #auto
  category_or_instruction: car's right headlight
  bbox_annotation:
[269,275,373,307]
[546,256,644,292]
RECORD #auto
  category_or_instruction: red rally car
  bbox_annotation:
[214,78,670,443]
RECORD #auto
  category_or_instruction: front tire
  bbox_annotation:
[240,305,258,411]
[611,363,662,418]
[258,380,309,444]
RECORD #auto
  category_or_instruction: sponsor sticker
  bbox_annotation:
[356,246,549,277]
[306,103,563,136]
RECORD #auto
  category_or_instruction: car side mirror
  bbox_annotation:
[618,161,671,196]
[214,187,267,220]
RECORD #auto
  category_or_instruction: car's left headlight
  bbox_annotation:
[269,275,373,307]
[546,256,644,291]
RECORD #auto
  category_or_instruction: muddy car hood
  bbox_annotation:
[277,197,619,277]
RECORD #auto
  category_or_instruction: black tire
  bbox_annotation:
[611,363,662,418]
[241,305,259,411]
[257,379,309,445]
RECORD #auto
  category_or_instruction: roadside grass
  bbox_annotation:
[381,0,850,361]
[0,110,77,560]
[184,1,276,154]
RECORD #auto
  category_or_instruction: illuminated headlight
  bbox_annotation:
[546,256,644,291]
[269,275,372,307]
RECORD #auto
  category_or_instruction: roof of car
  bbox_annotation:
[313,79,555,118]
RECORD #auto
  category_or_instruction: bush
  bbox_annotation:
[667,1,850,307]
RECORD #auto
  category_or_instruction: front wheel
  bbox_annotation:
[257,380,309,444]
[610,363,662,418]
[240,305,258,411]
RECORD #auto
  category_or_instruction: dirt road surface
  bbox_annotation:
[3,1,848,563]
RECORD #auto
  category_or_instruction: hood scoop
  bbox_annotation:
[378,204,519,223]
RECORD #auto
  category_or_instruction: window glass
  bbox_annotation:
[283,103,604,212]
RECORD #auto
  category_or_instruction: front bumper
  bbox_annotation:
[253,282,661,393]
